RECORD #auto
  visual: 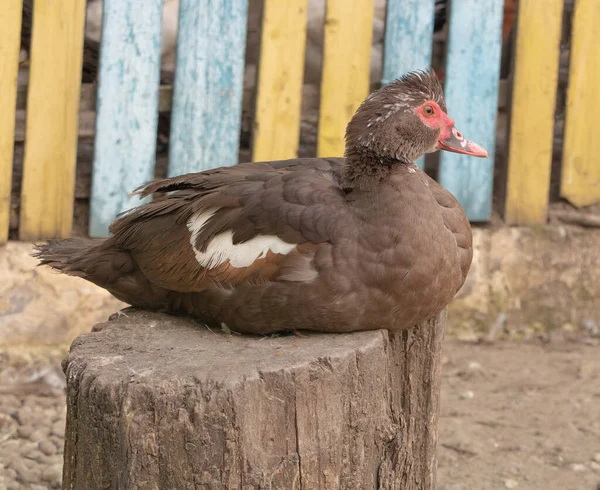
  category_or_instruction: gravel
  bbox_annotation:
[0,363,65,490]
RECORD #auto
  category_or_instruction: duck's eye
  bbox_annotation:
[423,105,434,116]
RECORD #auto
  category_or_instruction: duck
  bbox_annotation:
[34,70,487,334]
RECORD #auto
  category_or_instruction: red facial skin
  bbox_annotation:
[414,100,488,158]
[415,100,455,135]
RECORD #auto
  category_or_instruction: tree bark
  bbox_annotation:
[62,309,446,490]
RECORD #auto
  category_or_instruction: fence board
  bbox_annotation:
[252,0,308,162]
[0,0,22,244]
[89,0,163,237]
[317,0,374,157]
[168,0,249,176]
[382,0,435,168]
[560,0,600,208]
[438,0,504,221]
[19,0,85,240]
[505,0,563,224]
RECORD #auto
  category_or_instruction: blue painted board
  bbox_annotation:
[438,0,504,221]
[382,0,436,85]
[168,0,249,176]
[382,0,436,169]
[89,0,163,237]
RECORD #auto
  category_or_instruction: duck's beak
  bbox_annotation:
[435,126,488,158]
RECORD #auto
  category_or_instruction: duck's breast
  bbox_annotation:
[344,164,472,328]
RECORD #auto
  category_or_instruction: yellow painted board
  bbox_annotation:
[252,0,309,162]
[0,0,22,245]
[505,0,563,225]
[19,0,86,240]
[317,0,374,157]
[560,0,600,208]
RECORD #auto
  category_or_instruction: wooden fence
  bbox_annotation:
[0,0,598,244]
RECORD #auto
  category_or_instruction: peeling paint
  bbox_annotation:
[89,0,164,237]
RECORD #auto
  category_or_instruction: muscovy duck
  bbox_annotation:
[35,70,486,334]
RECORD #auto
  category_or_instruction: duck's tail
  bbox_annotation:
[33,238,169,310]
[33,238,103,278]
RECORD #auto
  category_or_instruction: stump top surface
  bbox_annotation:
[66,310,388,386]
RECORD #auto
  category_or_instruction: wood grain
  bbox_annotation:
[63,309,445,489]
[505,0,563,224]
[317,0,374,157]
[382,0,435,169]
[19,0,86,240]
[438,0,504,222]
[88,0,163,237]
[252,0,308,162]
[14,78,512,115]
[560,0,600,208]
[0,0,22,244]
[168,0,249,176]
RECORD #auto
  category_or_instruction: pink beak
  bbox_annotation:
[435,127,488,158]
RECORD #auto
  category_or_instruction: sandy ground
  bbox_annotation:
[0,336,599,490]
[438,337,600,490]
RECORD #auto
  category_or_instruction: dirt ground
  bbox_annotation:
[0,335,599,490]
[438,336,600,490]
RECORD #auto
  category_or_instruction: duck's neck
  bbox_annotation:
[342,146,413,191]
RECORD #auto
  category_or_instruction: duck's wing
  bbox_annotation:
[108,158,349,292]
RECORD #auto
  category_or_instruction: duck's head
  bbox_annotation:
[345,69,488,163]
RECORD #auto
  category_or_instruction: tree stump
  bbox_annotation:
[62,309,446,490]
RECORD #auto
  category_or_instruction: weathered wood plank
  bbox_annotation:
[16,83,173,113]
[63,309,445,489]
[317,0,374,157]
[438,0,504,222]
[168,0,249,176]
[15,111,96,142]
[382,0,435,85]
[560,0,600,208]
[89,0,163,237]
[19,0,86,240]
[15,78,512,115]
[505,0,563,224]
[252,0,308,162]
[382,0,436,168]
[0,0,22,245]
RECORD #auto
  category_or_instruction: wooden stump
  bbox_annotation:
[62,309,446,490]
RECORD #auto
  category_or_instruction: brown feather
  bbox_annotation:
[34,71,476,335]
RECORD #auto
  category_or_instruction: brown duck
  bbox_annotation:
[35,70,487,334]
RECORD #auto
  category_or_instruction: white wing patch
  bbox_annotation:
[187,209,296,269]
